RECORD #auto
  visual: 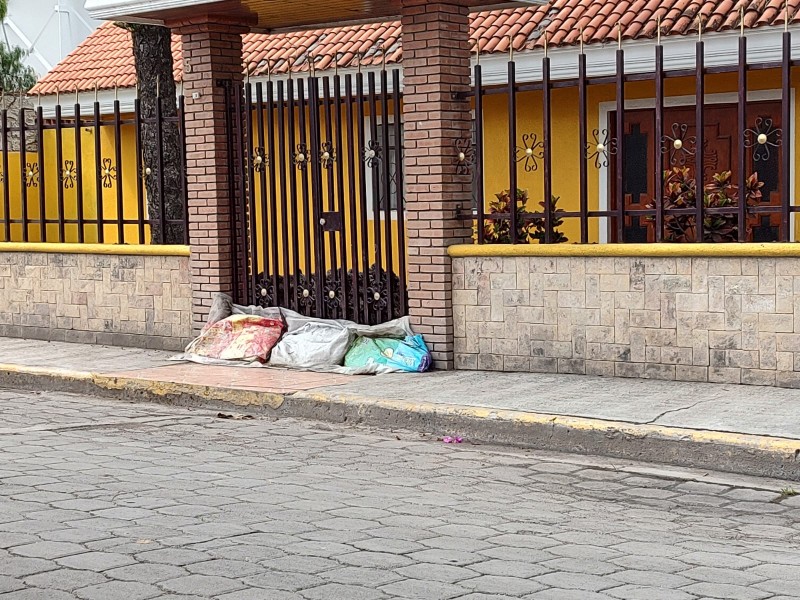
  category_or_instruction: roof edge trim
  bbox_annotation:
[85,0,220,21]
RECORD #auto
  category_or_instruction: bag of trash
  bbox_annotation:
[183,313,285,363]
[269,321,354,369]
[343,334,432,373]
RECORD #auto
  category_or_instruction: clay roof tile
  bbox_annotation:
[32,0,800,95]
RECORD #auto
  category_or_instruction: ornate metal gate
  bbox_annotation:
[225,68,407,325]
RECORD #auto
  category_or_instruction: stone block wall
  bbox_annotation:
[453,254,800,388]
[0,251,192,350]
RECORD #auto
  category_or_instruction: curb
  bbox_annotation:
[4,364,800,481]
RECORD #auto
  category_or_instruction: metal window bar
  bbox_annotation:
[469,21,795,244]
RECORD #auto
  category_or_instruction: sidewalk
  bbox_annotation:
[3,336,800,480]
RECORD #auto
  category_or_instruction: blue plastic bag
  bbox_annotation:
[344,334,432,373]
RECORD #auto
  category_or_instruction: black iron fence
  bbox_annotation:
[228,68,408,325]
[0,91,188,245]
[466,19,796,244]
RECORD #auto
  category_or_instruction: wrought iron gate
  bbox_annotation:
[225,68,407,325]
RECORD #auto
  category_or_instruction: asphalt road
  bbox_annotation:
[1,387,799,600]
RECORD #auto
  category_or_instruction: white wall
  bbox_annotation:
[4,0,100,79]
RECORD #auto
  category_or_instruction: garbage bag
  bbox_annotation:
[344,334,432,373]
[269,321,354,369]
[182,313,285,363]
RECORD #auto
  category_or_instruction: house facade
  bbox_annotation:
[4,0,800,385]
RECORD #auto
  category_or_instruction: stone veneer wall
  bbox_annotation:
[453,254,800,388]
[0,250,192,350]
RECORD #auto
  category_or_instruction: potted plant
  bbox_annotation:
[483,188,568,244]
[645,167,764,242]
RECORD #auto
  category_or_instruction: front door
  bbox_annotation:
[609,100,784,242]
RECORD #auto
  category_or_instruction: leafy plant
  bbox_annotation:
[646,167,763,243]
[530,196,568,244]
[483,188,568,244]
[0,0,37,92]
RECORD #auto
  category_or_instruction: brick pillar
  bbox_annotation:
[401,1,473,370]
[175,20,247,331]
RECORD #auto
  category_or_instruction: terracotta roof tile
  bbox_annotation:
[31,0,800,95]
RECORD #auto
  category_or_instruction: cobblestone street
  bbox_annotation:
[2,389,800,599]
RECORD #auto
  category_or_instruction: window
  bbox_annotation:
[365,117,402,213]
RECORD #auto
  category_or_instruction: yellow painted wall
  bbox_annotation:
[3,67,797,256]
[480,68,800,243]
[0,122,147,244]
[249,99,405,278]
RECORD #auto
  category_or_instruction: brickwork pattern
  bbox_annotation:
[401,0,474,370]
[0,252,192,350]
[454,255,800,388]
[178,21,247,333]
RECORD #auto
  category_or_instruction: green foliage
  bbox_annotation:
[646,167,764,243]
[0,45,37,92]
[0,0,37,92]
[482,188,568,244]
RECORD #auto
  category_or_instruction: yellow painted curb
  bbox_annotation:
[0,364,283,410]
[4,361,799,459]
[0,242,190,257]
[448,242,800,258]
[296,391,800,457]
[94,374,285,410]
[0,363,93,381]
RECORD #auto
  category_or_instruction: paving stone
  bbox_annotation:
[0,557,59,577]
[351,537,424,555]
[395,563,478,584]
[678,551,758,569]
[338,551,413,569]
[74,581,162,600]
[535,571,617,591]
[747,562,800,582]
[460,574,546,596]
[134,548,211,566]
[0,574,25,593]
[682,566,765,586]
[605,585,696,600]
[320,566,400,586]
[160,574,244,596]
[540,557,620,576]
[680,582,771,599]
[302,583,387,599]
[104,563,188,584]
[408,548,484,566]
[184,559,263,578]
[243,570,324,592]
[527,590,617,600]
[606,569,693,589]
[0,589,77,600]
[379,578,467,599]
[23,568,108,592]
[10,541,87,559]
[218,590,303,600]
[260,555,339,574]
[56,551,135,571]
[2,389,800,600]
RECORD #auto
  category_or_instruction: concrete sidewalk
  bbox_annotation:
[3,337,800,480]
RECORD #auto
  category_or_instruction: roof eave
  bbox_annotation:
[85,0,220,23]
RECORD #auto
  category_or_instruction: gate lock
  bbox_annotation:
[319,212,343,232]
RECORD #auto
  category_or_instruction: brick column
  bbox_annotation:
[401,1,473,370]
[174,20,247,331]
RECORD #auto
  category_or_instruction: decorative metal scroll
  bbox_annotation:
[585,128,617,168]
[661,123,697,166]
[455,138,476,176]
[515,133,544,172]
[744,116,782,162]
